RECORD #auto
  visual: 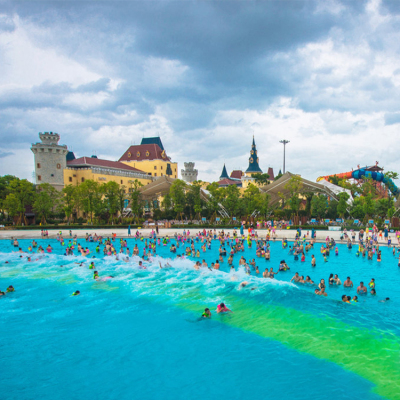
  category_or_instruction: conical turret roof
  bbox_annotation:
[220,164,229,179]
[245,136,263,173]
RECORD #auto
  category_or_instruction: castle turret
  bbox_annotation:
[245,136,262,176]
[31,132,68,191]
[219,164,229,180]
[181,162,198,183]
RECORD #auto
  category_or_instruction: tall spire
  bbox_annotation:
[220,164,229,180]
[245,137,263,174]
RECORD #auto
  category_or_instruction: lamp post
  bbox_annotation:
[279,140,290,174]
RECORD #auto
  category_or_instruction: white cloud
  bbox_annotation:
[0,15,102,92]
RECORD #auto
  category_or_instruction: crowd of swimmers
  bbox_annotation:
[2,226,396,305]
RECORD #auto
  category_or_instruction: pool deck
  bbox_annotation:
[0,228,396,246]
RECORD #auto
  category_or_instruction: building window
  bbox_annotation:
[37,175,41,181]
[154,173,157,176]
[161,166,163,170]
[154,166,157,170]
[57,163,61,169]
[120,180,123,184]
[81,177,85,183]
[37,163,41,168]
[146,151,150,157]
[69,177,72,182]
[50,174,54,177]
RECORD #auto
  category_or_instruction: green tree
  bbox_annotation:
[222,184,241,218]
[349,197,365,220]
[363,194,375,221]
[3,179,35,225]
[130,179,144,224]
[328,175,340,185]
[284,175,303,216]
[384,171,399,180]
[326,199,338,220]
[252,173,270,186]
[170,179,187,220]
[62,184,77,224]
[259,192,271,219]
[79,180,102,224]
[337,192,350,219]
[185,181,203,219]
[33,183,62,224]
[116,185,127,221]
[103,181,121,224]
[162,193,173,214]
[242,183,263,215]
[190,181,204,219]
[206,182,225,220]
[311,195,327,218]
[304,192,314,217]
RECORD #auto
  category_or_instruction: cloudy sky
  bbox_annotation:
[1,0,400,183]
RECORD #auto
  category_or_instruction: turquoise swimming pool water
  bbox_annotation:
[1,236,400,400]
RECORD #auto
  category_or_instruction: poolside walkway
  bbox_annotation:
[0,227,395,246]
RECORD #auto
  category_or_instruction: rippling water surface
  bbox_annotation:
[1,236,400,400]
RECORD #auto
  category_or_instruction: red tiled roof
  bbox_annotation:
[119,144,171,162]
[267,167,275,180]
[217,178,242,187]
[67,157,145,173]
[230,170,243,180]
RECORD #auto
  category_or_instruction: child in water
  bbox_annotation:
[202,308,211,318]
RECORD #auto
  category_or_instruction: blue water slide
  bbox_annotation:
[351,169,400,197]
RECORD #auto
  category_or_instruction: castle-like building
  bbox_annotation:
[31,132,178,191]
[217,136,274,188]
[181,162,198,183]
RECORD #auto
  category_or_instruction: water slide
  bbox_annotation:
[317,168,400,197]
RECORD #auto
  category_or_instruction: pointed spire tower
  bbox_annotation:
[245,136,263,176]
[220,164,229,180]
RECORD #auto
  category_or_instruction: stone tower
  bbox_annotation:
[181,162,198,183]
[31,132,68,191]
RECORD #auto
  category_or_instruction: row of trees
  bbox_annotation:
[0,171,398,225]
[157,180,271,222]
[0,175,144,225]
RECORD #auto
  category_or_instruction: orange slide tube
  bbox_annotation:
[316,171,353,182]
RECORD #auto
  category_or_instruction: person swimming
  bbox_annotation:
[342,294,350,303]
[379,297,390,303]
[94,271,99,280]
[6,285,15,292]
[201,308,211,318]
[217,303,232,313]
[72,290,80,296]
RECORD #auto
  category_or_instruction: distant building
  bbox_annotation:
[217,136,274,189]
[181,162,198,183]
[217,164,242,187]
[65,156,152,188]
[245,136,263,176]
[31,132,68,191]
[119,137,178,179]
[31,132,182,191]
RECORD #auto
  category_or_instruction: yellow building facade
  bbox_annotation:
[119,137,178,179]
[64,156,153,191]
